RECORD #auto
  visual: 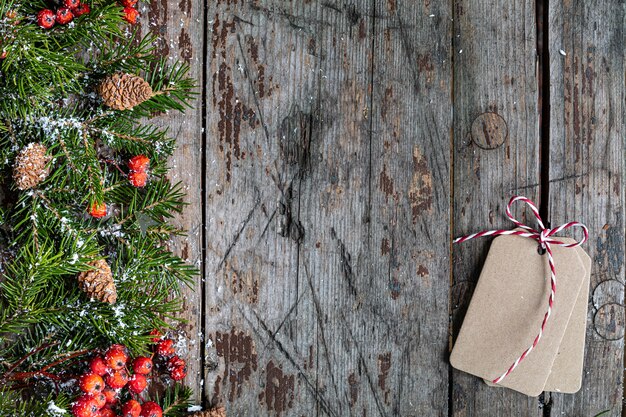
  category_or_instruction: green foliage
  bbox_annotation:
[0,0,198,411]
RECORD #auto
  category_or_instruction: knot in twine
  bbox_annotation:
[454,196,588,384]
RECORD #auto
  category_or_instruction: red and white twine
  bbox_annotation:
[454,196,588,384]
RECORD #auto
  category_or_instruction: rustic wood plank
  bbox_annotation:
[364,0,452,415]
[451,1,544,415]
[547,1,625,415]
[204,0,454,414]
[204,1,332,414]
[139,0,205,403]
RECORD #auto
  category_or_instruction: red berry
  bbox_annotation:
[79,373,105,394]
[121,399,142,417]
[36,9,56,29]
[99,408,116,417]
[127,155,150,172]
[127,373,147,394]
[139,402,162,417]
[89,392,107,409]
[149,329,162,343]
[170,365,186,381]
[64,0,81,9]
[167,355,185,370]
[128,171,147,187]
[156,339,175,357]
[89,202,107,218]
[0,51,7,59]
[122,7,139,24]
[104,370,129,389]
[104,345,128,370]
[132,356,153,374]
[56,7,74,25]
[89,356,109,376]
[102,387,118,405]
[120,0,138,6]
[72,395,100,417]
[74,3,90,16]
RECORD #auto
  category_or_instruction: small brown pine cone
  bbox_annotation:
[12,143,51,190]
[97,72,153,110]
[190,407,226,417]
[77,259,117,304]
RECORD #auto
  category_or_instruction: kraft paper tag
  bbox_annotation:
[543,244,590,393]
[450,234,586,396]
[484,242,591,393]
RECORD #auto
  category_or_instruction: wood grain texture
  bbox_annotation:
[450,0,543,415]
[138,0,205,402]
[367,0,451,415]
[547,0,625,415]
[204,1,323,414]
[203,0,453,415]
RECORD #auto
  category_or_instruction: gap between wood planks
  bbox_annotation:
[447,0,553,416]
[200,0,209,408]
[536,0,552,415]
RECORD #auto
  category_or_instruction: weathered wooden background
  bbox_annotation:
[143,0,624,415]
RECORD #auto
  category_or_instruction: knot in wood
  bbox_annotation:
[470,112,508,149]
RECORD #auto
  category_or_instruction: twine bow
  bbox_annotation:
[454,196,588,383]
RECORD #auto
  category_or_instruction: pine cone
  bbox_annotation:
[77,259,117,304]
[12,143,51,190]
[97,73,153,110]
[189,407,226,417]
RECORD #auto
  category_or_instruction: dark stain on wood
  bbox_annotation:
[389,278,401,300]
[596,221,624,276]
[379,164,394,200]
[416,53,434,84]
[245,36,273,99]
[210,15,258,182]
[345,4,362,26]
[348,372,359,406]
[307,37,316,56]
[358,19,367,40]
[377,352,391,404]
[149,0,170,56]
[279,106,313,177]
[178,28,193,63]
[213,329,258,402]
[408,147,433,223]
[224,258,259,304]
[212,61,257,181]
[181,243,189,260]
[417,264,429,278]
[380,86,393,121]
[381,238,390,255]
[258,360,295,416]
[178,0,191,13]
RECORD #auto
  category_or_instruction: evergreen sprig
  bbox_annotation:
[0,0,199,413]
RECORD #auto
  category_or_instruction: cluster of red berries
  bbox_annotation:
[127,154,150,188]
[36,0,90,29]
[119,0,140,24]
[150,330,188,382]
[71,335,187,417]
[72,344,160,417]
